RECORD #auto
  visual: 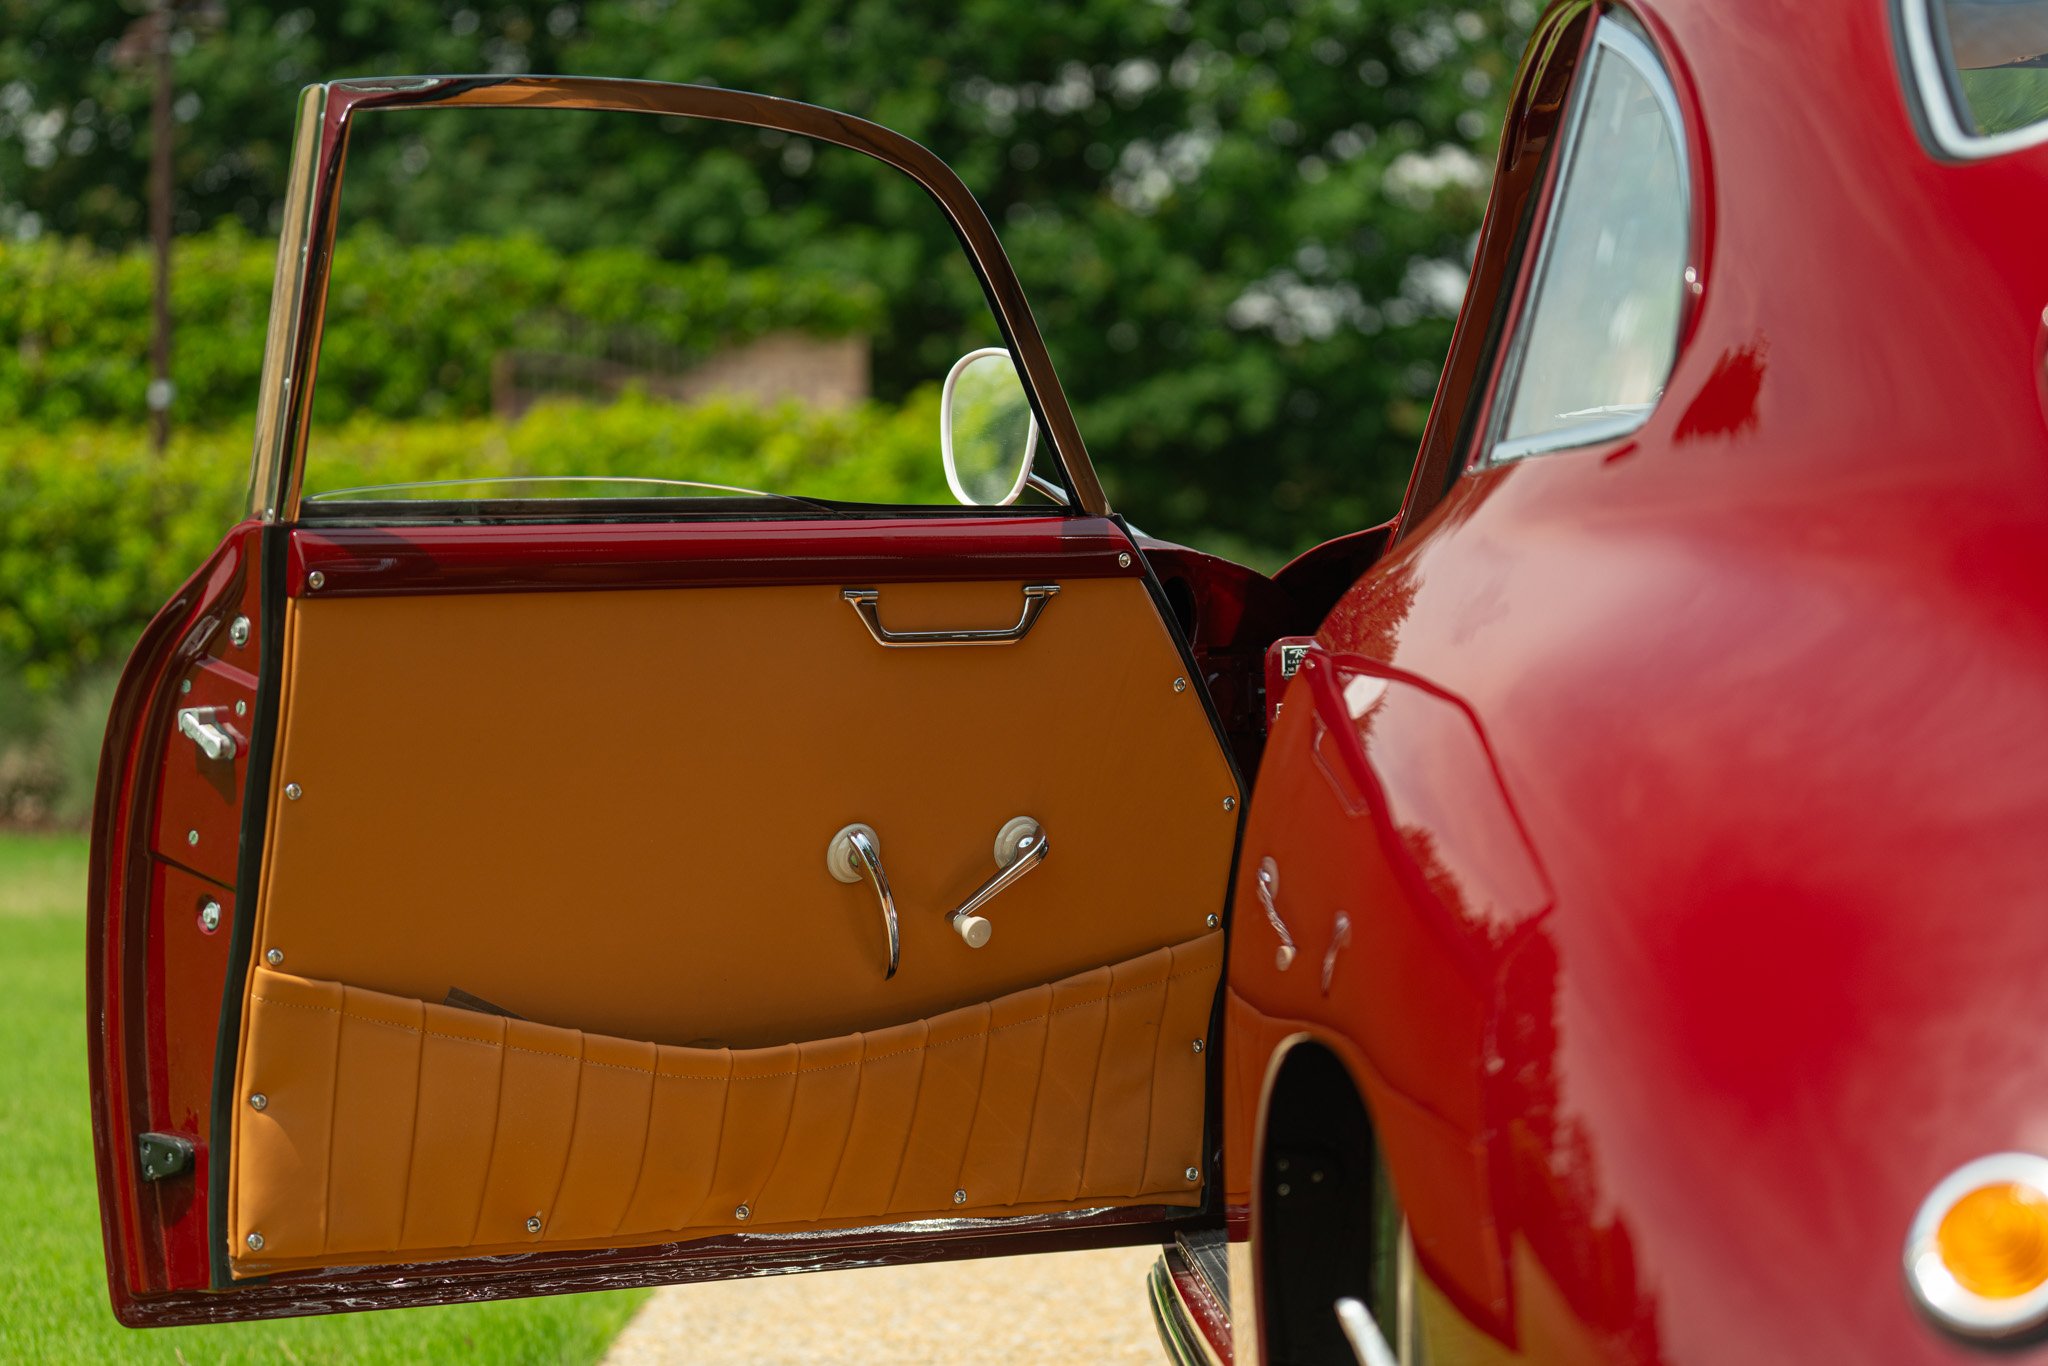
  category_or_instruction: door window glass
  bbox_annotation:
[299,109,1047,514]
[1490,19,1688,461]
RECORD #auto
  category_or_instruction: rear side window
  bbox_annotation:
[1902,0,2048,156]
[1487,17,1690,462]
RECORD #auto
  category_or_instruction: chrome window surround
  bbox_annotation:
[1483,15,1693,466]
[1897,0,2048,160]
[1904,1151,2048,1339]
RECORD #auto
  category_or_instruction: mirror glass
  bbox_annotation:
[942,348,1038,506]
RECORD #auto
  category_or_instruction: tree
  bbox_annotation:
[0,0,1532,555]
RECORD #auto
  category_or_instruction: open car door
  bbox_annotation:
[88,77,1242,1324]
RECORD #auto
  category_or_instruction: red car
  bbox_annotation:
[89,0,2048,1361]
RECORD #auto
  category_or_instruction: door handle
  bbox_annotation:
[841,583,1059,647]
[945,817,1048,948]
[176,707,239,762]
[827,823,900,979]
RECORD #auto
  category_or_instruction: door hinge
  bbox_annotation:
[138,1132,195,1182]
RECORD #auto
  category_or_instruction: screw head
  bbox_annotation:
[265,948,284,966]
[179,678,192,695]
[525,1215,543,1234]
[248,1093,268,1111]
[1205,913,1220,929]
[953,1189,967,1205]
[229,615,251,647]
[1117,552,1132,568]
[306,570,325,591]
[199,899,221,933]
[235,699,247,716]
[1222,796,1237,812]
[1185,1166,1201,1183]
[734,1204,751,1221]
[1191,1039,1205,1054]
[246,1232,264,1251]
[1173,677,1187,693]
[186,829,199,846]
[284,783,303,801]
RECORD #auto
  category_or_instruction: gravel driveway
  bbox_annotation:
[602,1244,1164,1364]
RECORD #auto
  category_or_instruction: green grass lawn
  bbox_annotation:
[0,833,647,1363]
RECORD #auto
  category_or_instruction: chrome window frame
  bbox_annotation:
[1483,15,1692,466]
[1898,0,2048,160]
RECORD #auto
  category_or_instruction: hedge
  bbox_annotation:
[0,390,944,695]
[0,225,882,430]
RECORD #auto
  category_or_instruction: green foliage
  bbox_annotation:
[0,0,1533,554]
[0,223,881,429]
[0,394,942,697]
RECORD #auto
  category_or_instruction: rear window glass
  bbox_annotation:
[1917,0,2048,147]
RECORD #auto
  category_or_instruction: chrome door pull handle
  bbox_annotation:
[176,707,239,762]
[946,817,1048,948]
[841,583,1059,647]
[828,823,900,979]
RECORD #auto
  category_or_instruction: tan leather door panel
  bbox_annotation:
[229,570,1239,1275]
[248,577,1236,1046]
[230,934,1220,1273]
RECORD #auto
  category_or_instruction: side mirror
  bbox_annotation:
[941,347,1039,506]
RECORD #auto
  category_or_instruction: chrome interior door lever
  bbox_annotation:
[828,823,900,979]
[945,816,1048,948]
[176,706,240,762]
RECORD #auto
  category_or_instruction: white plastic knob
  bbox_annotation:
[954,914,993,948]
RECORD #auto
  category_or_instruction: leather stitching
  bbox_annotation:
[248,963,1210,1083]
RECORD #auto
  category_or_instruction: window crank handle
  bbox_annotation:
[947,818,1048,948]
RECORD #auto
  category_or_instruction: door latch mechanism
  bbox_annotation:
[175,706,240,762]
[138,1132,195,1182]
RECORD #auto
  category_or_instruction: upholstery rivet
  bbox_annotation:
[186,829,199,846]
[248,1093,268,1111]
[1222,796,1237,812]
[1205,913,1220,929]
[526,1215,543,1234]
[199,900,221,933]
[266,948,284,967]
[285,783,303,801]
[1173,677,1187,693]
[229,616,251,648]
[1117,552,1132,569]
[235,700,247,716]
[179,678,192,695]
[734,1204,751,1221]
[307,570,325,591]
[246,1232,264,1251]
[953,1189,967,1205]
[1185,1166,1201,1182]
[1191,1039,1204,1054]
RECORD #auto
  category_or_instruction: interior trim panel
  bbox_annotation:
[231,934,1220,1274]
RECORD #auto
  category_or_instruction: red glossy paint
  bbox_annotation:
[1226,0,2048,1361]
[90,521,263,1321]
[288,514,1139,597]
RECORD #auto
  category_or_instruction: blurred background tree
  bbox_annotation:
[0,0,1530,559]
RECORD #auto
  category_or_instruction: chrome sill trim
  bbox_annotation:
[1148,1256,1211,1366]
[1488,410,1650,463]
